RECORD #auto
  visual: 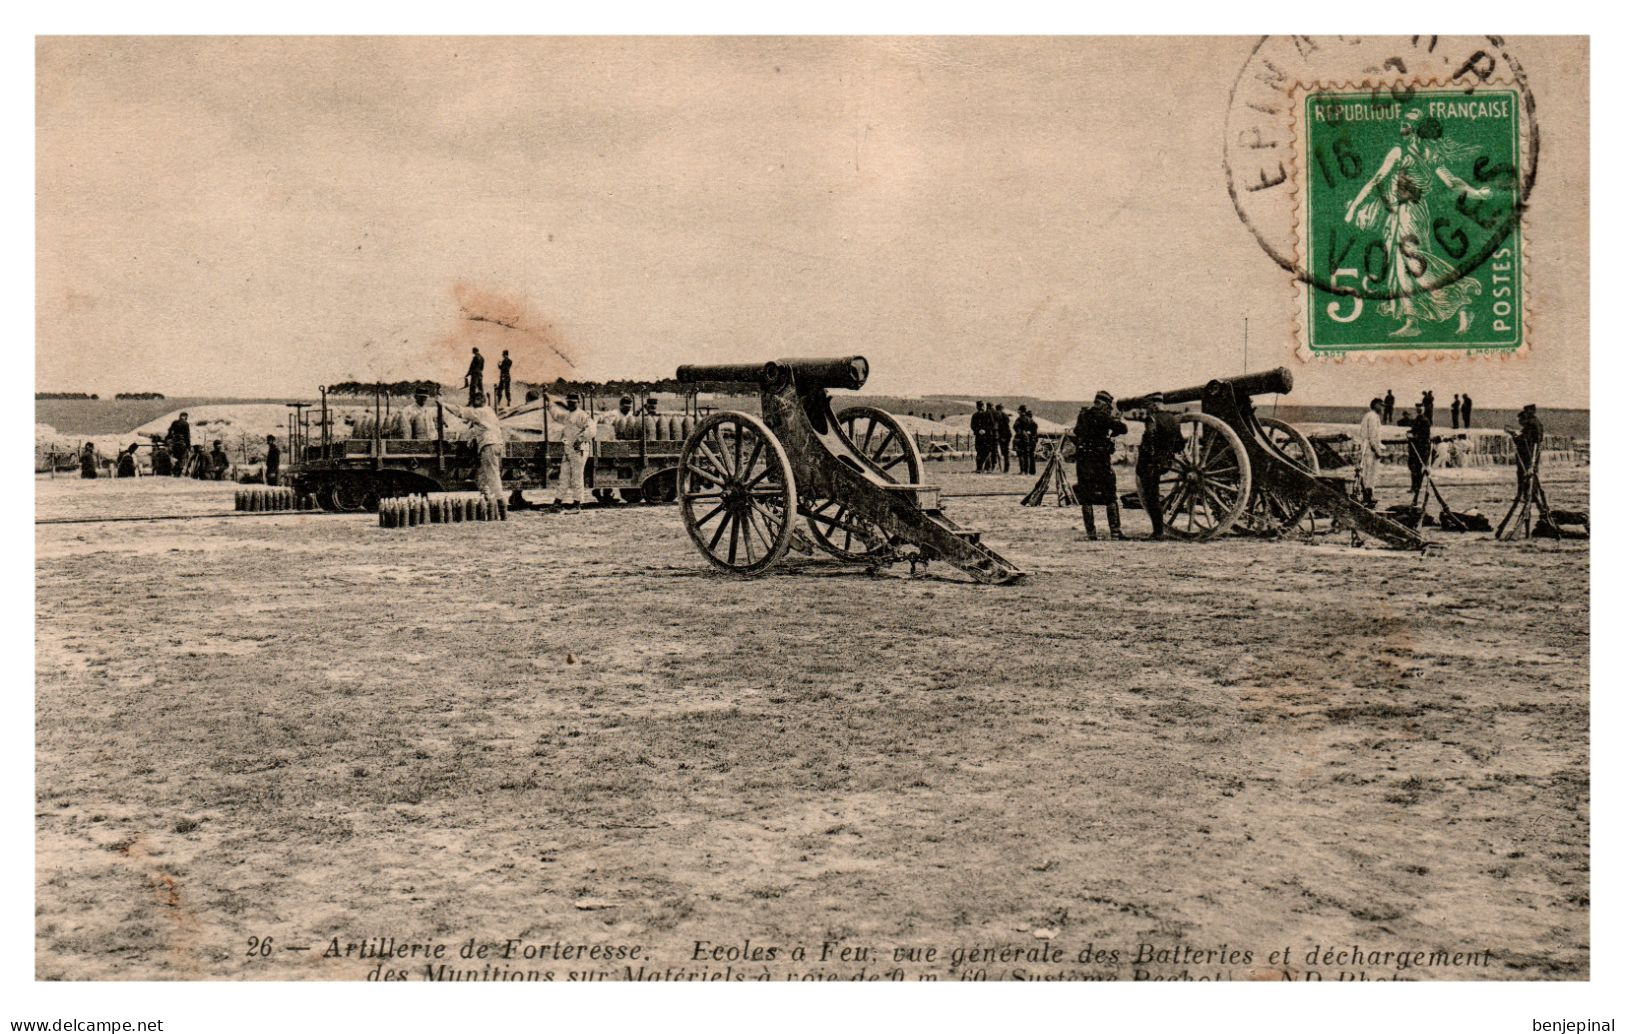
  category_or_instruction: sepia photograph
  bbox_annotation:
[24,25,1601,1030]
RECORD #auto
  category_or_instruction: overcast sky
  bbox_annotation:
[36,36,1589,407]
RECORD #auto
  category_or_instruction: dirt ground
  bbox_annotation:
[35,463,1589,982]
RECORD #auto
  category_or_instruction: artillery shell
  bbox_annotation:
[234,490,243,511]
[477,497,490,521]
[378,502,389,528]
[496,497,508,521]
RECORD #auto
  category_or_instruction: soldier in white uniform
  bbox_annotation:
[439,390,505,500]
[554,392,596,513]
[1355,396,1387,509]
[398,389,438,440]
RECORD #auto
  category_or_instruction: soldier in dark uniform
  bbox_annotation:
[971,402,990,472]
[1013,406,1038,475]
[150,438,172,476]
[116,443,139,478]
[994,403,1013,473]
[1461,393,1474,429]
[1073,390,1127,540]
[1450,394,1461,429]
[1134,392,1185,540]
[264,435,281,486]
[1382,389,1395,424]
[495,349,514,407]
[78,442,99,479]
[1510,404,1544,495]
[166,412,191,477]
[209,440,231,481]
[1406,407,1433,498]
[464,347,486,405]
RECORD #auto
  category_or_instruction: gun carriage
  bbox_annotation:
[1118,368,1423,550]
[673,356,1024,583]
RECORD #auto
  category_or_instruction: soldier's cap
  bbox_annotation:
[1145,391,1165,405]
[414,389,429,398]
[565,392,581,403]
[620,395,633,404]
[1522,403,1537,413]
[1094,390,1114,406]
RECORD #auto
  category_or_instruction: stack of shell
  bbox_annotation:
[234,486,302,512]
[613,414,695,441]
[385,493,507,528]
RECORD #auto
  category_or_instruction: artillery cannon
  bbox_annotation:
[1118,368,1424,550]
[673,357,1025,583]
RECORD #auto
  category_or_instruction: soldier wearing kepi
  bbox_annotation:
[994,403,1013,473]
[464,347,486,405]
[1406,404,1434,499]
[1508,404,1545,495]
[1134,392,1185,541]
[1355,397,1386,508]
[399,389,438,439]
[495,349,514,407]
[439,389,505,501]
[552,392,596,514]
[1013,405,1039,475]
[1073,390,1128,540]
[166,411,191,477]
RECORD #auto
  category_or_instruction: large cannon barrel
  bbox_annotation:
[676,356,869,392]
[1118,366,1293,411]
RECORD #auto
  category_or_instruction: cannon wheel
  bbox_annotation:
[804,407,924,561]
[1156,412,1252,540]
[1244,416,1321,535]
[679,411,798,576]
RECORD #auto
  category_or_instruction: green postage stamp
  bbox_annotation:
[1293,85,1527,359]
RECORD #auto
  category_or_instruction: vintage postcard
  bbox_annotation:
[31,33,1590,1022]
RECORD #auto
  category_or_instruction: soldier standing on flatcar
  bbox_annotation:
[1073,391,1127,540]
[464,347,486,405]
[495,349,514,407]
[399,389,437,439]
[1135,392,1184,541]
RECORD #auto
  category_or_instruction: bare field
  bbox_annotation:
[35,468,1589,981]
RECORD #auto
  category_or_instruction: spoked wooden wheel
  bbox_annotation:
[1243,416,1321,535]
[1156,412,1252,540]
[804,406,923,561]
[679,412,798,576]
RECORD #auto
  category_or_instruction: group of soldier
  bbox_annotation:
[1356,391,1542,508]
[1380,387,1474,429]
[151,411,281,483]
[463,347,515,407]
[970,402,1041,475]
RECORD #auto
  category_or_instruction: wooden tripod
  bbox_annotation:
[1496,443,1553,541]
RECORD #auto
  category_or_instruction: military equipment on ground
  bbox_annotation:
[1118,368,1424,549]
[672,356,1025,583]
